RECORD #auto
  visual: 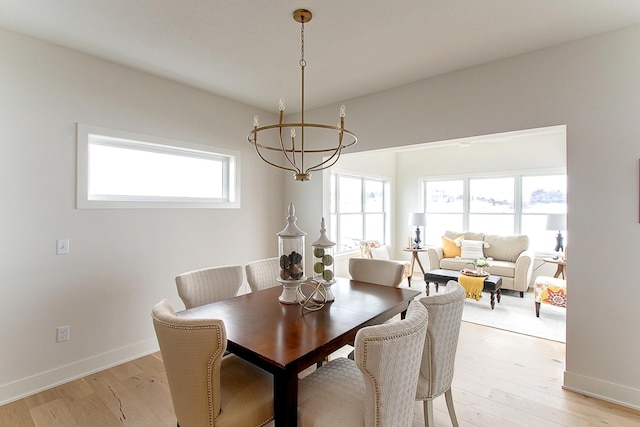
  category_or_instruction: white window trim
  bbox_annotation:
[420,168,566,256]
[76,123,240,209]
[331,170,391,253]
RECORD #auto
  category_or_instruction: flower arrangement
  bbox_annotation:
[468,257,493,269]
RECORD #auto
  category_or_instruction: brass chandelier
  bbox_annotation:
[247,9,357,181]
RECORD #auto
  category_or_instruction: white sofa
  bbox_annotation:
[426,231,535,296]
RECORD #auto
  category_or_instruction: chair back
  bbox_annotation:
[355,300,429,426]
[416,281,465,400]
[245,257,280,292]
[152,299,226,426]
[349,257,405,287]
[175,265,243,309]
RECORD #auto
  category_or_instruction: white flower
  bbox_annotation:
[470,257,492,268]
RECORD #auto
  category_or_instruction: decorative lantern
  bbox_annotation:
[311,217,336,302]
[276,203,306,304]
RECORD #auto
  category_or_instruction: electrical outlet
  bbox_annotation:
[57,325,70,342]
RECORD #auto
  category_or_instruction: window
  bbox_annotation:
[469,177,514,234]
[425,180,463,235]
[330,173,390,253]
[521,175,566,252]
[77,124,240,208]
[423,173,566,253]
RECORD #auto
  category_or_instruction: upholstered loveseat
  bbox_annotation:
[425,231,535,296]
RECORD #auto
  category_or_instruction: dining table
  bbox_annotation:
[176,276,421,427]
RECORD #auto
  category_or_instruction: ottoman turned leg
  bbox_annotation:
[490,292,496,310]
[425,283,430,296]
[496,288,501,303]
[435,282,439,293]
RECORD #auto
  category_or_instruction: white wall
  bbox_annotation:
[295,25,640,409]
[0,28,284,403]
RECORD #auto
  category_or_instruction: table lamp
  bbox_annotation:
[408,212,427,249]
[545,213,566,254]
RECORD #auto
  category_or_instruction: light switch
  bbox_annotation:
[56,239,69,255]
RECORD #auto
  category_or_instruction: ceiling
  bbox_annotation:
[2,1,640,114]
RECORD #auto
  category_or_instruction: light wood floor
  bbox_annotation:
[1,322,639,426]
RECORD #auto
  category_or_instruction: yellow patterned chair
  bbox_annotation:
[358,240,413,286]
[533,276,567,317]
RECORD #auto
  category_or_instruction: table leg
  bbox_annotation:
[435,282,439,293]
[414,253,426,275]
[409,253,417,276]
[553,264,563,278]
[273,366,298,427]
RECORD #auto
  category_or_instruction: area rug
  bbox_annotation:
[461,289,566,343]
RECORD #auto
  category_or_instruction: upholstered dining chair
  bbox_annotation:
[416,281,466,427]
[348,257,406,287]
[297,300,429,426]
[152,299,274,427]
[245,257,280,293]
[175,265,243,309]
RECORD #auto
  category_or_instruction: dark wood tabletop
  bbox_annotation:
[176,277,421,427]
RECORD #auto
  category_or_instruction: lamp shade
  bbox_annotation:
[408,212,427,227]
[545,213,566,231]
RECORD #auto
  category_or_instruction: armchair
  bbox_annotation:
[358,240,413,286]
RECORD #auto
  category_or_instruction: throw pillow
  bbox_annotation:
[442,235,464,258]
[359,240,380,259]
[460,240,490,259]
[483,234,529,263]
[370,246,390,260]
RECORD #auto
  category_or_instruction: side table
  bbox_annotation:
[543,258,567,279]
[402,248,428,278]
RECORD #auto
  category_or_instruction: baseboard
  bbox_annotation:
[563,370,640,411]
[0,338,159,406]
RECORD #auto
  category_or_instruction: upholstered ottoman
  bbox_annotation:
[534,276,567,317]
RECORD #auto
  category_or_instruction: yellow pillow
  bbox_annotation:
[442,235,464,258]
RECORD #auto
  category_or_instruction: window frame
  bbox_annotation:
[76,123,240,209]
[330,172,391,254]
[421,169,566,254]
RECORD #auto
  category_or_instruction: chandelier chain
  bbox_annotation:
[300,17,306,68]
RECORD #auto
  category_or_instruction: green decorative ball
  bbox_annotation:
[322,270,334,281]
[313,247,325,258]
[314,262,325,274]
[322,254,334,266]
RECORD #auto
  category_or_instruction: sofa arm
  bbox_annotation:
[426,247,444,271]
[513,249,535,292]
